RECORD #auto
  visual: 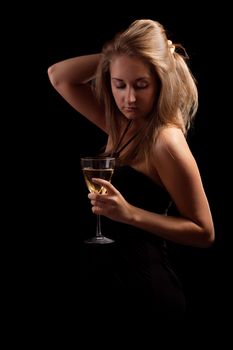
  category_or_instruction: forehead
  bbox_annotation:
[110,55,151,79]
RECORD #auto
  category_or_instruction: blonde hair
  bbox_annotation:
[95,19,198,166]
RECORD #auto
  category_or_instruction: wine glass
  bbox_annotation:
[80,156,115,244]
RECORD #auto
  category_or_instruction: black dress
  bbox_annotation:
[79,165,186,322]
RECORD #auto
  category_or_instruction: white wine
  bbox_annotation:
[80,157,115,244]
[82,168,114,194]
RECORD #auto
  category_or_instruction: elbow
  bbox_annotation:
[47,64,60,88]
[199,225,215,248]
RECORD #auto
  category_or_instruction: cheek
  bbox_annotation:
[112,89,122,106]
[146,89,157,107]
[148,94,155,107]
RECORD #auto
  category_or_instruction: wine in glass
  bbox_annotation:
[80,157,115,244]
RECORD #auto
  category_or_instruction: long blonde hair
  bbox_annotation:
[95,19,198,165]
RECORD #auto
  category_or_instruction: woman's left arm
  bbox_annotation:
[88,128,214,247]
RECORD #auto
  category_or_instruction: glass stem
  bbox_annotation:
[96,214,102,237]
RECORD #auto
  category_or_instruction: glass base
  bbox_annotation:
[84,235,114,244]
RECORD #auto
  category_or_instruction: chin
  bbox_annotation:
[124,113,137,120]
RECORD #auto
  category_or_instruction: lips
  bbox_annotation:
[124,107,137,112]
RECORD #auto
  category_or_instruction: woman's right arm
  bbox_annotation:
[47,54,107,131]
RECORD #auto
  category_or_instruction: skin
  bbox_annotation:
[48,54,215,247]
[110,55,158,128]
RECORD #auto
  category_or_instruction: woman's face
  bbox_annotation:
[110,55,159,122]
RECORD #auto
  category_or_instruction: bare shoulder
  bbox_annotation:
[154,126,193,158]
[155,127,187,154]
[153,126,197,175]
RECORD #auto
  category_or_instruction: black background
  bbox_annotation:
[43,4,229,326]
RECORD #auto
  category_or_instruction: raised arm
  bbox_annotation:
[47,54,107,132]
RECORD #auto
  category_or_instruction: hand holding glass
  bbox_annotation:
[80,157,115,244]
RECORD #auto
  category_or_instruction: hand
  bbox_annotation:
[88,178,133,223]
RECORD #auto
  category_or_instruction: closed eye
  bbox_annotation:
[115,83,149,89]
[135,84,148,89]
[115,85,126,89]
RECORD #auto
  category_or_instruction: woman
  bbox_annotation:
[48,19,214,321]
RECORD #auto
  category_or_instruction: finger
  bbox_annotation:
[91,202,105,209]
[92,178,117,195]
[88,193,107,203]
[92,206,101,215]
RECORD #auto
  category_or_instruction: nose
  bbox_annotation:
[126,87,136,104]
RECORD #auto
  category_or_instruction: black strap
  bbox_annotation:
[110,120,139,158]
